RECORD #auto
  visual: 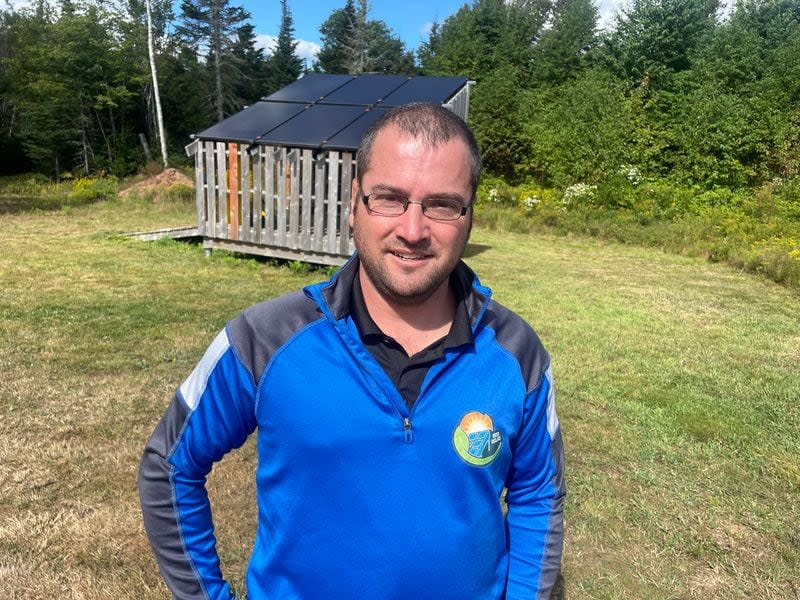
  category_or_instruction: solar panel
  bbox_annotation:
[193,102,306,143]
[261,105,369,149]
[263,73,353,103]
[193,74,469,151]
[324,107,389,150]
[380,76,467,107]
[318,75,411,106]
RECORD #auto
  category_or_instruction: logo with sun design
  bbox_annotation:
[452,411,503,466]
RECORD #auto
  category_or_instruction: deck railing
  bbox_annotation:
[187,140,356,266]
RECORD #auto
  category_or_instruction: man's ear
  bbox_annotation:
[349,178,359,227]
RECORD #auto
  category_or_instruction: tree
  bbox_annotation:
[315,0,357,73]
[145,0,168,166]
[231,23,269,104]
[7,2,138,175]
[419,0,551,80]
[602,0,720,90]
[315,0,415,74]
[177,0,250,121]
[0,7,31,174]
[264,0,303,93]
[520,68,634,185]
[419,0,553,176]
[532,0,599,85]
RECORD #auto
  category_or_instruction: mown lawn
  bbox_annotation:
[0,191,798,599]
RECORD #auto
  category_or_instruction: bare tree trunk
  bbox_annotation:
[146,0,168,167]
[344,0,370,74]
[212,0,224,122]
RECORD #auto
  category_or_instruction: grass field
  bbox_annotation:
[1,189,798,598]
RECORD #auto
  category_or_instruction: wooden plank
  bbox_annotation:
[288,151,300,249]
[301,149,312,251]
[194,142,205,235]
[326,151,339,255]
[264,147,275,245]
[205,141,216,238]
[339,152,353,255]
[240,145,251,242]
[313,153,326,252]
[216,142,227,239]
[252,146,263,245]
[276,149,287,247]
[228,142,239,241]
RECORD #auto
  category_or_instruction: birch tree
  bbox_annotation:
[145,0,167,166]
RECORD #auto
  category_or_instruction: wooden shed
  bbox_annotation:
[185,73,472,266]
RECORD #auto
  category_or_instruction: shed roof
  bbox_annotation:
[193,73,468,152]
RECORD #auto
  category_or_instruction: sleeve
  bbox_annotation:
[504,364,566,600]
[138,327,258,600]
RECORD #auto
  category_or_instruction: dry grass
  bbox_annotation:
[1,190,798,598]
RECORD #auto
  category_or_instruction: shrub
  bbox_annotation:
[69,177,118,203]
[472,175,800,292]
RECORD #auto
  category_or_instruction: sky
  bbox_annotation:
[246,0,624,64]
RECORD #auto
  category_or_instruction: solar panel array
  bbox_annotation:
[194,74,468,152]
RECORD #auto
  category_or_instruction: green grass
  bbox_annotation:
[1,186,798,598]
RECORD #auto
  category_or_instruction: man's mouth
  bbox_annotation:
[390,251,430,261]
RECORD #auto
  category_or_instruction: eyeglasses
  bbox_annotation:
[362,193,469,221]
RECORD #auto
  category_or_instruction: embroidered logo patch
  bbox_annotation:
[453,411,503,466]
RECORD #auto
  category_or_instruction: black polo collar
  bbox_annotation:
[350,269,474,355]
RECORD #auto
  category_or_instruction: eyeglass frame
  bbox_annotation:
[360,191,471,221]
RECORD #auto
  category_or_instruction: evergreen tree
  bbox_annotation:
[177,0,250,121]
[264,0,303,93]
[315,0,415,74]
[232,23,269,104]
[315,0,356,73]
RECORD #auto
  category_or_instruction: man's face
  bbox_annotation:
[350,125,473,306]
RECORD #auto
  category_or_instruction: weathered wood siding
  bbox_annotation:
[192,142,356,265]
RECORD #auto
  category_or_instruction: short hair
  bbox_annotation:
[355,102,482,199]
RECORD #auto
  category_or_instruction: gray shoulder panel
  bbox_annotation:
[228,290,323,386]
[482,299,549,394]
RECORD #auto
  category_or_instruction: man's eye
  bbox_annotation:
[373,194,406,205]
[426,198,460,210]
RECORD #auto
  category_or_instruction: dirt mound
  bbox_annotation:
[120,168,193,198]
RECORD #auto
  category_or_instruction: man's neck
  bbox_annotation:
[358,269,456,357]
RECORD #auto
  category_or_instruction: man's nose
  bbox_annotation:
[395,202,429,243]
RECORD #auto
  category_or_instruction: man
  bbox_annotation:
[139,103,565,599]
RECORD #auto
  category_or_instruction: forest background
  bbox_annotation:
[1,0,799,291]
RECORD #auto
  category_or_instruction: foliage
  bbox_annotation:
[0,0,798,194]
[68,176,119,203]
[420,0,549,78]
[264,0,303,93]
[314,0,357,73]
[520,69,633,186]
[176,0,251,121]
[531,0,599,85]
[601,0,720,90]
[230,23,269,105]
[474,176,800,291]
[314,0,414,74]
[5,2,140,176]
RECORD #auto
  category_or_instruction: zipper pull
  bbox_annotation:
[403,417,413,444]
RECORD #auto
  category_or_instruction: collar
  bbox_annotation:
[349,268,474,350]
